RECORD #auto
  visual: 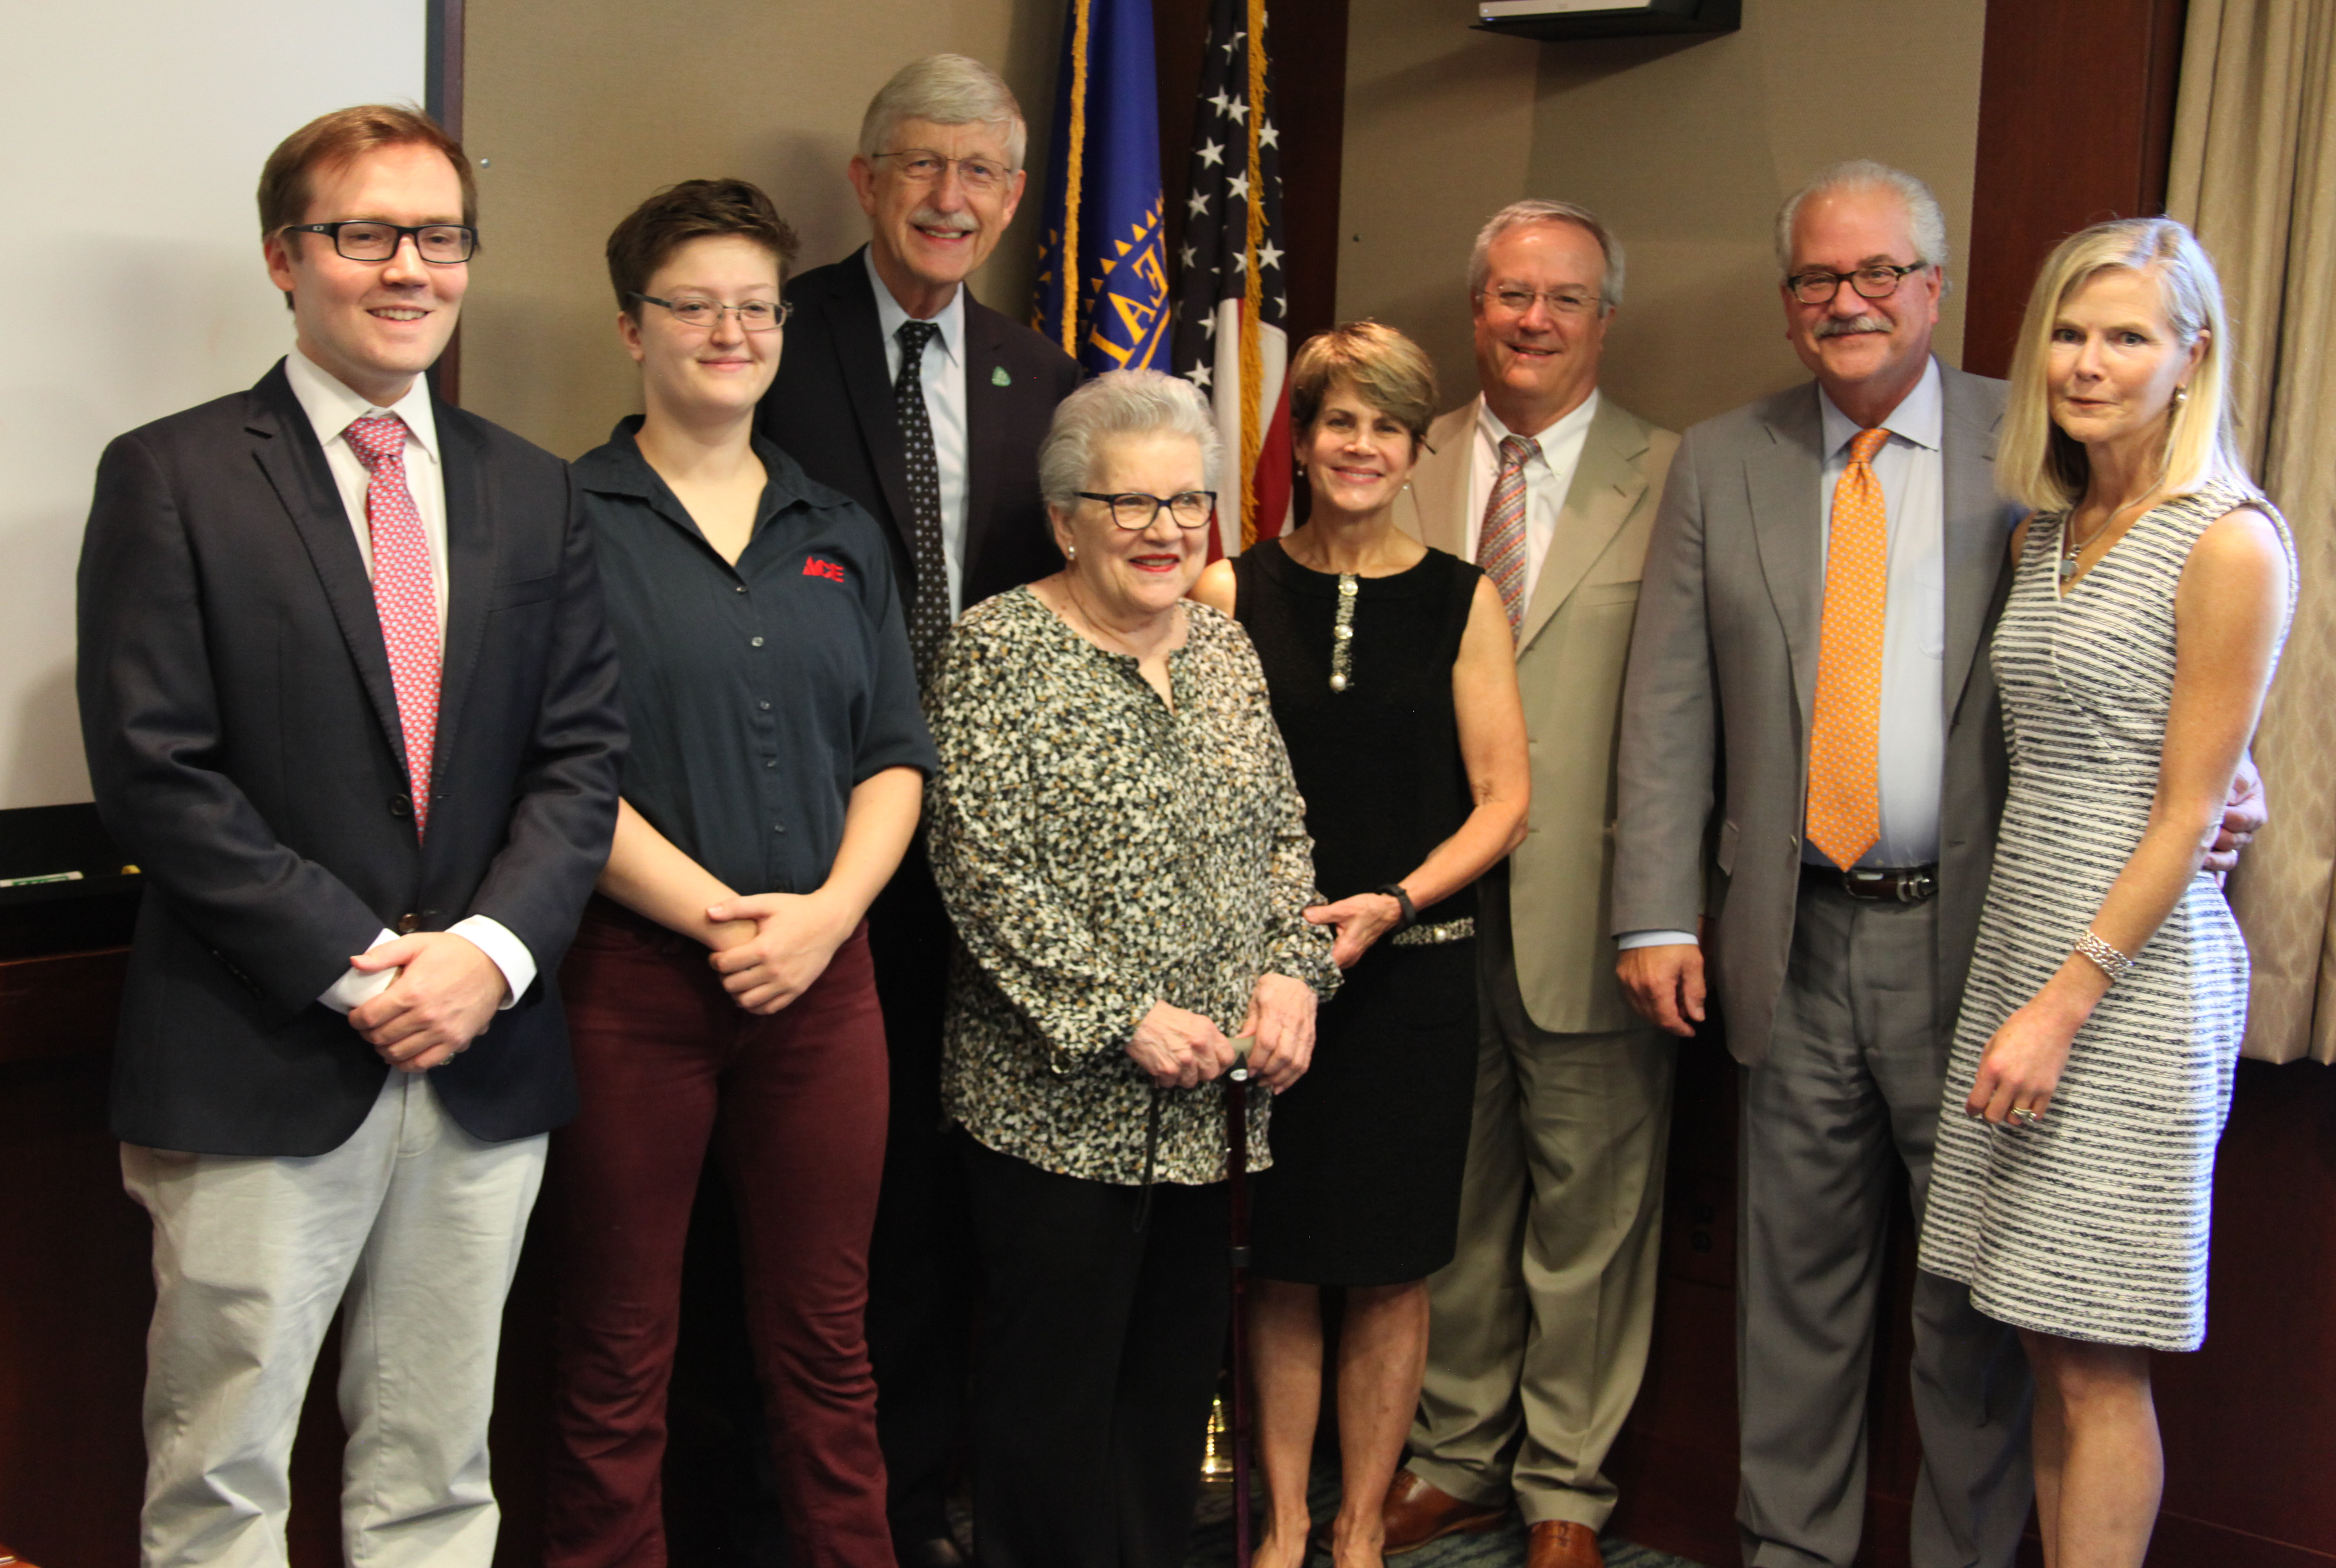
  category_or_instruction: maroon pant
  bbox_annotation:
[544,900,891,1567]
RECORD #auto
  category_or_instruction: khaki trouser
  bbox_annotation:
[1408,884,1675,1530]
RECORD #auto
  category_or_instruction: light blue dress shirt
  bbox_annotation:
[1617,358,1947,952]
[865,249,971,617]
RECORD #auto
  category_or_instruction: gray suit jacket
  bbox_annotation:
[1396,393,1679,1035]
[1611,362,2017,1066]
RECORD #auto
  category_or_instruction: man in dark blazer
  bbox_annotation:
[755,54,1079,1568]
[77,106,621,1566]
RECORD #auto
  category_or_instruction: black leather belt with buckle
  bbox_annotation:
[1804,863,1939,904]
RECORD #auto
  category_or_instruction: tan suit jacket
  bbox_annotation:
[1394,393,1678,1036]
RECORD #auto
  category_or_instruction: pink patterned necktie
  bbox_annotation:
[345,414,440,839]
[1477,432,1539,640]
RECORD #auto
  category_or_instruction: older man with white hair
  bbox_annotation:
[756,53,1080,1568]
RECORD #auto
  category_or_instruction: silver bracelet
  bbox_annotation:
[2075,929,2136,980]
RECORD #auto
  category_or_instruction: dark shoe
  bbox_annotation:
[1379,1470,1505,1556]
[1524,1519,1605,1568]
[894,1534,970,1568]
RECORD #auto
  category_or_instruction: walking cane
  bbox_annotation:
[1226,1036,1256,1568]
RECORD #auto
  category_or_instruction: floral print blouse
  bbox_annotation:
[929,586,1340,1186]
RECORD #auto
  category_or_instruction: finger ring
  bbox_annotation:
[2010,1106,2040,1126]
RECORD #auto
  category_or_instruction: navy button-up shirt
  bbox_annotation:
[575,418,935,897]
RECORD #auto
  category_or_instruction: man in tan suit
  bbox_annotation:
[1381,200,1678,1568]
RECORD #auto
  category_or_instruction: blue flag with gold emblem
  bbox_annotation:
[1032,0,1170,374]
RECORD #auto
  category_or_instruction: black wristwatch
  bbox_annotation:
[1373,883,1418,931]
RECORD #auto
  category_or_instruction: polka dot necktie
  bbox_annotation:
[893,319,950,680]
[1806,426,1892,870]
[345,414,440,840]
[1477,433,1538,642]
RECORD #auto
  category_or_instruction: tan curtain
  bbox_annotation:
[2168,0,2336,1064]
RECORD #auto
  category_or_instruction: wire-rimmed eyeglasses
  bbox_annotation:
[629,293,792,332]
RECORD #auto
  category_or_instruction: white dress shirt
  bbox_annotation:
[282,348,534,1014]
[1460,390,1601,604]
[866,248,972,617]
[1616,359,1947,953]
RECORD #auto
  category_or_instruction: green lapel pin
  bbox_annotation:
[991,365,1012,387]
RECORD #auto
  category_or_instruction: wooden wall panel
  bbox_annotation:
[1963,0,2187,377]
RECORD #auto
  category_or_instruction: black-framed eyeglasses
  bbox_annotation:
[1786,262,1926,305]
[1478,285,1601,318]
[870,150,1012,194]
[1075,490,1217,530]
[629,293,792,332]
[281,221,477,264]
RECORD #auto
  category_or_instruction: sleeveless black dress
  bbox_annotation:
[1235,538,1482,1285]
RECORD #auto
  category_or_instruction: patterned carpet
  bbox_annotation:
[1184,1466,1709,1567]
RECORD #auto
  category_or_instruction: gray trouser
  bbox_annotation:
[1409,884,1676,1529]
[1737,879,2032,1568]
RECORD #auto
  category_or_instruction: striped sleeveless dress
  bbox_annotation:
[1918,482,2295,1352]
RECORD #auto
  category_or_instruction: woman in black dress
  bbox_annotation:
[1192,321,1529,1567]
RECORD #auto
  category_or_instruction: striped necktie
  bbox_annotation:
[1477,433,1538,641]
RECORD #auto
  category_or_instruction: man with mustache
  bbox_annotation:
[755,52,1080,1568]
[1611,162,2260,1568]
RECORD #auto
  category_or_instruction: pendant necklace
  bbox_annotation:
[1329,575,1359,691]
[2060,494,2149,585]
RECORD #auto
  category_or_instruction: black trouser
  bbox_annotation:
[864,839,976,1544]
[963,1138,1232,1568]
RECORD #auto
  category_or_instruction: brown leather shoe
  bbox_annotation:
[1379,1470,1506,1555]
[1525,1519,1606,1568]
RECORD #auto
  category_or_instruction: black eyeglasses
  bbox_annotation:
[281,221,477,264]
[1076,491,1217,530]
[1785,262,1926,305]
[629,293,792,332]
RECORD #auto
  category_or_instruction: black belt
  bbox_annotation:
[1802,862,1938,904]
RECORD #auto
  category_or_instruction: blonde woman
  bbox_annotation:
[1918,218,2295,1567]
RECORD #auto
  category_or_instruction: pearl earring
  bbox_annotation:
[2172,384,2189,407]
[1066,543,1077,561]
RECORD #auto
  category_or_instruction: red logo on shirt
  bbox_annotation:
[802,556,846,583]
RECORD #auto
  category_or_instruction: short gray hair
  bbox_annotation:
[1775,160,1949,278]
[858,54,1028,172]
[1038,371,1223,511]
[1468,200,1626,314]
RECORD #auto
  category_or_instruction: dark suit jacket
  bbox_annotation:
[756,248,1082,616]
[1612,363,2019,1066]
[77,361,625,1156]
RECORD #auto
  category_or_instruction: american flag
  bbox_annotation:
[1171,0,1288,559]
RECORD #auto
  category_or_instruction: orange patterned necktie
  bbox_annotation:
[1806,426,1891,870]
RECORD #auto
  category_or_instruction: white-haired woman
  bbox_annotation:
[1918,218,2295,1567]
[928,369,1340,1566]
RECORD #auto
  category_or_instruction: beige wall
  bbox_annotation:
[1339,0,1985,436]
[461,0,1064,457]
